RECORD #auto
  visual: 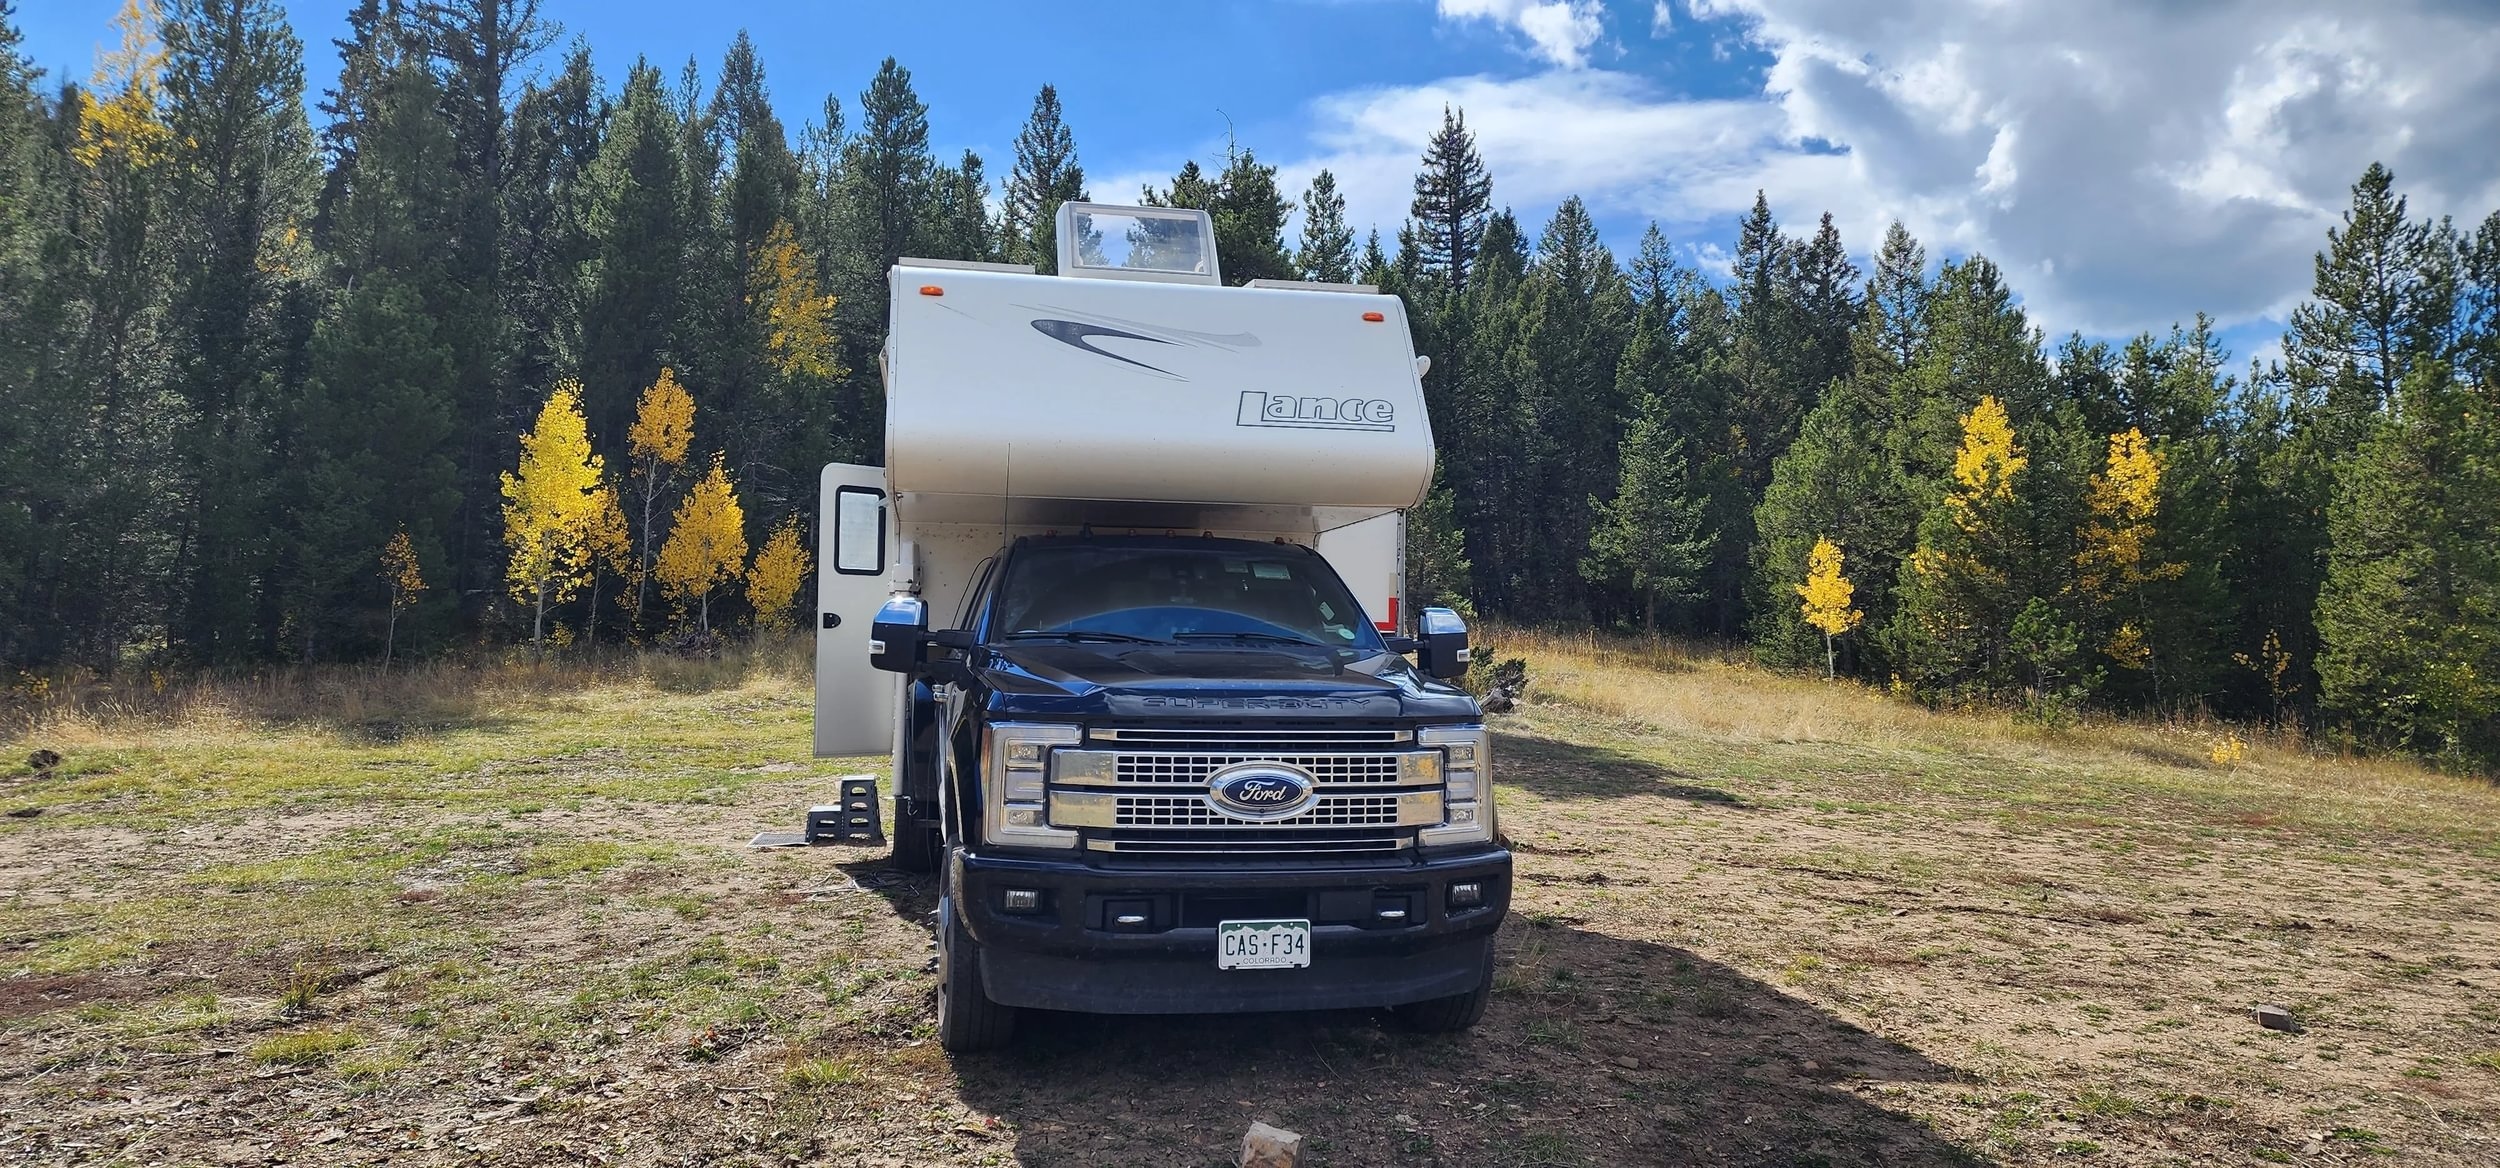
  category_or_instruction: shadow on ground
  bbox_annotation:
[838,857,1981,1168]
[1493,730,1748,806]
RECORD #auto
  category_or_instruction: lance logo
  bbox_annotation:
[1237,391,1397,432]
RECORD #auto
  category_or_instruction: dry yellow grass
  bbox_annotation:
[1483,625,2500,848]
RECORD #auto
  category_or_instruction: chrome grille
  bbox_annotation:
[1088,727,1412,746]
[1112,794,1404,828]
[1087,836,1406,856]
[1114,753,1405,786]
[1054,788,1442,831]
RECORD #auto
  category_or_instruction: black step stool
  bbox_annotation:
[805,776,884,844]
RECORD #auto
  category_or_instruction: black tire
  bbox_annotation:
[890,817,939,872]
[1391,954,1494,1033]
[934,890,1017,1052]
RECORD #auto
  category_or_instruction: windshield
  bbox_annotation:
[989,543,1385,655]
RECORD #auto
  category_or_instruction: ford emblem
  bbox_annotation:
[1207,762,1317,821]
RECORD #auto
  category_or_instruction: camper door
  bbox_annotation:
[814,463,899,757]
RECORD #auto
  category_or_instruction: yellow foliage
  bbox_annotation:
[1946,395,2026,530]
[2104,622,2152,670]
[627,367,696,471]
[1795,537,1863,638]
[585,478,632,576]
[379,529,426,611]
[749,221,845,382]
[746,517,812,631]
[2208,733,2250,768]
[656,454,749,630]
[2234,629,2300,707]
[501,382,607,612]
[73,0,171,170]
[2078,428,2183,597]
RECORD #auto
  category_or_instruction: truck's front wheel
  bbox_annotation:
[934,887,1017,1052]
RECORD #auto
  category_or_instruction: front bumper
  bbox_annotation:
[951,847,1512,1014]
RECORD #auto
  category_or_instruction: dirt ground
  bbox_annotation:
[2,646,2496,1166]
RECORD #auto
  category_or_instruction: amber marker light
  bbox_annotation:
[919,285,944,296]
[1361,311,1386,322]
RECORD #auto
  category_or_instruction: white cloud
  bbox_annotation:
[1436,0,1607,69]
[1651,1,1674,37]
[1291,0,2500,341]
[1277,70,1823,254]
[1686,0,2500,334]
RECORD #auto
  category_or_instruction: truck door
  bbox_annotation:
[814,462,899,757]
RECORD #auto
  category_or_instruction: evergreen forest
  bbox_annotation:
[3,2,2496,773]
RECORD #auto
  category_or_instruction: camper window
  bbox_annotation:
[833,486,885,575]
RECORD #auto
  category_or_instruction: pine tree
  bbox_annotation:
[2316,363,2500,771]
[159,0,319,661]
[502,41,606,400]
[40,0,185,666]
[577,59,685,449]
[502,381,606,655]
[846,57,932,307]
[2285,163,2458,452]
[285,28,467,662]
[1003,84,1083,273]
[657,452,747,631]
[1584,389,1711,631]
[1295,168,1355,283]
[1794,537,1862,679]
[745,515,810,632]
[1407,106,1491,294]
[1406,471,1473,615]
[1211,146,1293,284]
[1888,395,2035,698]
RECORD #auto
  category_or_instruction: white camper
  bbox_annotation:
[812,203,1507,1051]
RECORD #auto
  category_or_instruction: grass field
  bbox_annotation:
[3,635,2496,1166]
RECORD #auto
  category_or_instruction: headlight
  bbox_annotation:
[982,722,1080,849]
[1417,725,1495,846]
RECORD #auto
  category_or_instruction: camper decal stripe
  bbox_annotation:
[1030,318,1179,375]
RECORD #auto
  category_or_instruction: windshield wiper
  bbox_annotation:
[1003,630,1169,644]
[1171,631,1333,648]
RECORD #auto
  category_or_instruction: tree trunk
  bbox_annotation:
[1824,631,1836,681]
[384,603,398,667]
[533,579,548,662]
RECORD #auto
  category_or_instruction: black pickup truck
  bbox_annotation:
[868,533,1511,1051]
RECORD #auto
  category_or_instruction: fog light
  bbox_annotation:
[1451,881,1484,908]
[1002,888,1043,913]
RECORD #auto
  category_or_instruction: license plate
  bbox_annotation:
[1217,919,1311,970]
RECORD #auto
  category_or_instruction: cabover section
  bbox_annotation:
[883,263,1435,536]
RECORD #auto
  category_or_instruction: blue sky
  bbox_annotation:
[19,1,2500,374]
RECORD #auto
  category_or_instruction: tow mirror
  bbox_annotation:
[869,596,929,673]
[1416,607,1471,682]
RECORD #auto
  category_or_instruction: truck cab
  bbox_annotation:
[813,204,1511,1050]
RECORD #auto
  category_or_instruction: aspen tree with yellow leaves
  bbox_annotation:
[656,454,748,632]
[751,221,844,382]
[72,0,170,170]
[583,479,632,647]
[1795,537,1862,680]
[379,528,425,666]
[2077,428,2186,693]
[503,383,607,658]
[627,368,697,626]
[1888,395,2045,699]
[746,516,812,632]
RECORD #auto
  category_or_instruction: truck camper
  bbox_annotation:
[812,203,1511,1051]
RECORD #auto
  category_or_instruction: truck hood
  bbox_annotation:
[977,644,1480,721]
